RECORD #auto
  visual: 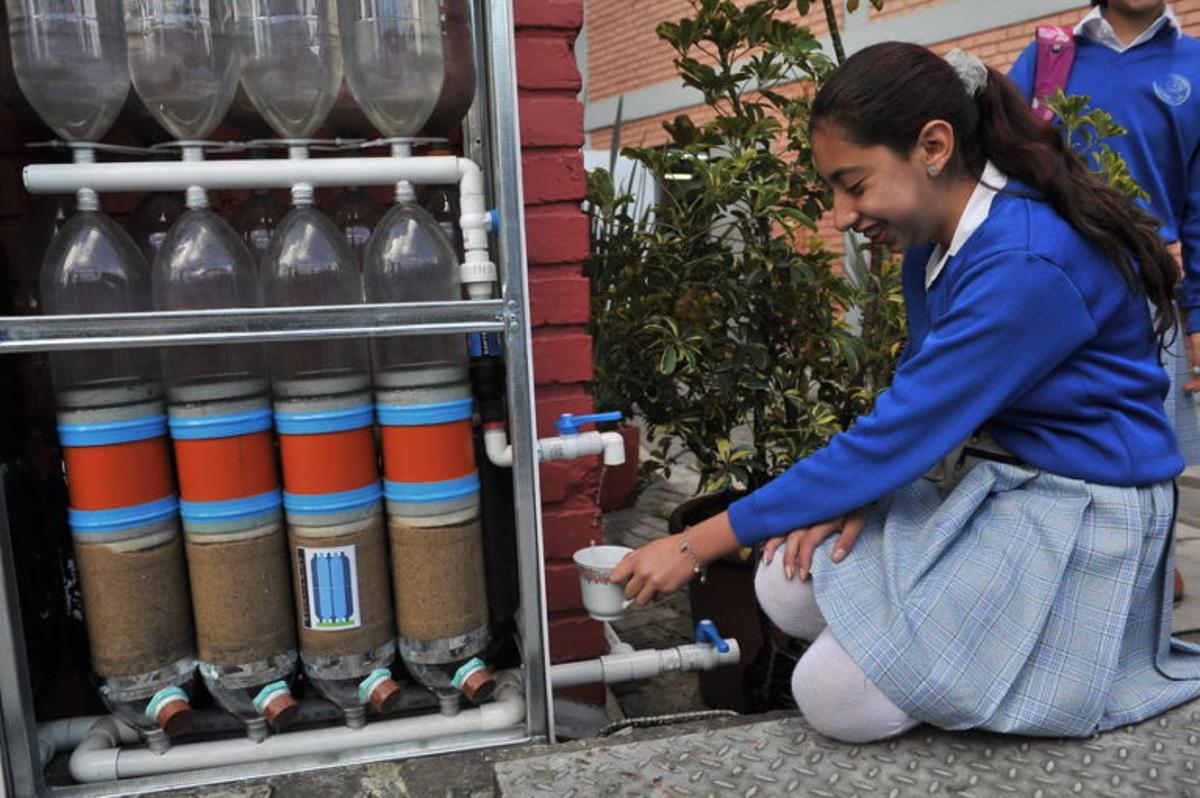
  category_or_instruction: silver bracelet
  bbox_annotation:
[679,528,708,585]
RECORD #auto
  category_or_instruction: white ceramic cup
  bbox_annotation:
[573,544,635,621]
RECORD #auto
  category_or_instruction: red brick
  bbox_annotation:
[548,609,606,662]
[519,95,585,148]
[546,559,584,612]
[515,0,583,31]
[542,501,603,560]
[516,34,583,91]
[530,271,590,326]
[539,458,600,504]
[525,206,589,265]
[522,150,586,205]
[535,386,594,437]
[532,327,593,384]
[555,682,607,705]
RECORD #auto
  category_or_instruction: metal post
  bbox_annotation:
[479,0,555,743]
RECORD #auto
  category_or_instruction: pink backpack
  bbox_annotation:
[1032,25,1076,122]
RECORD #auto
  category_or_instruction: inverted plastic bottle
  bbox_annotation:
[230,187,287,267]
[126,191,185,264]
[327,186,385,267]
[41,207,196,748]
[14,0,198,746]
[261,195,402,726]
[338,0,445,138]
[419,0,476,138]
[364,191,495,714]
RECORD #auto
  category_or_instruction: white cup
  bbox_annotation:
[573,544,635,621]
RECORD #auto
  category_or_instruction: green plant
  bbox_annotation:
[1042,88,1150,201]
[585,0,906,494]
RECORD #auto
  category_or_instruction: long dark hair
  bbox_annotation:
[810,42,1178,339]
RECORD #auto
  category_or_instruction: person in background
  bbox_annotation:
[1010,2,1200,601]
[612,41,1200,744]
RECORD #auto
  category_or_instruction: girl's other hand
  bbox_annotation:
[760,506,869,580]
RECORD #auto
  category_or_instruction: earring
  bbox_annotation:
[927,165,940,176]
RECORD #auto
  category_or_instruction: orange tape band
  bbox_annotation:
[63,437,175,511]
[279,427,379,495]
[381,420,477,484]
[173,431,279,503]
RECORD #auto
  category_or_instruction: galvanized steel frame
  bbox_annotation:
[0,0,553,793]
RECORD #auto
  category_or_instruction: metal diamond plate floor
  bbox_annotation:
[493,701,1200,797]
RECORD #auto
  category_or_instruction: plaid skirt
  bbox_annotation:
[1163,324,1200,464]
[810,462,1200,736]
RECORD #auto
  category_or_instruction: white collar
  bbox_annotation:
[925,162,1008,291]
[1075,4,1181,53]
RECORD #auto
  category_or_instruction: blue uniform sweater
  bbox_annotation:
[727,188,1183,545]
[1009,26,1200,331]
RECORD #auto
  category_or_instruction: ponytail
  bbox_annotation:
[811,42,1178,340]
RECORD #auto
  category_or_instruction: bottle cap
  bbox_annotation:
[368,677,404,714]
[262,692,299,729]
[155,698,193,736]
[460,668,496,704]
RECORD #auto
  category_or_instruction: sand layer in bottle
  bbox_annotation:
[186,525,297,666]
[389,518,488,641]
[74,533,195,678]
[289,513,394,659]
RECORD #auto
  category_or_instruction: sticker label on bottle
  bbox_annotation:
[296,544,362,631]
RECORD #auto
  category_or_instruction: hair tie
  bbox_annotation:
[945,48,988,98]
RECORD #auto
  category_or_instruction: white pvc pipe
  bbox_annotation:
[23,154,499,303]
[484,425,627,468]
[549,638,742,690]
[68,674,526,783]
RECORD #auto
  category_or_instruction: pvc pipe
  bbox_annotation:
[484,426,627,468]
[549,639,741,690]
[68,674,525,783]
[24,153,499,304]
[604,623,634,656]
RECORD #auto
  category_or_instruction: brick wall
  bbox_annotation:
[515,0,608,704]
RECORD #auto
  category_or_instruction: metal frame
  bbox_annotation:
[0,0,552,793]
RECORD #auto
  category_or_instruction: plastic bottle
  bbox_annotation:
[419,0,476,138]
[230,187,287,267]
[338,0,445,137]
[364,190,495,715]
[41,209,196,749]
[327,186,385,267]
[261,201,402,726]
[126,191,185,265]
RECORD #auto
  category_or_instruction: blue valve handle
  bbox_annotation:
[555,411,623,436]
[694,619,730,653]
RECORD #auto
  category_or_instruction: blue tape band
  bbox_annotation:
[284,483,382,517]
[376,399,473,427]
[179,489,282,522]
[275,404,374,435]
[383,473,480,504]
[58,415,168,447]
[69,496,179,534]
[169,408,272,440]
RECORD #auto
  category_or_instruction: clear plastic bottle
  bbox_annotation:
[124,0,238,143]
[232,0,343,140]
[419,0,476,139]
[262,205,402,725]
[41,209,197,748]
[364,194,494,713]
[5,0,130,143]
[327,186,385,267]
[126,191,185,265]
[324,78,379,139]
[230,187,287,267]
[339,0,445,137]
[420,178,462,260]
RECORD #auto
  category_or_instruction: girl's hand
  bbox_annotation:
[1186,331,1200,393]
[609,534,699,606]
[760,506,869,581]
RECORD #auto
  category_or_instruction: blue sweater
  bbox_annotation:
[727,189,1183,545]
[1009,26,1200,331]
